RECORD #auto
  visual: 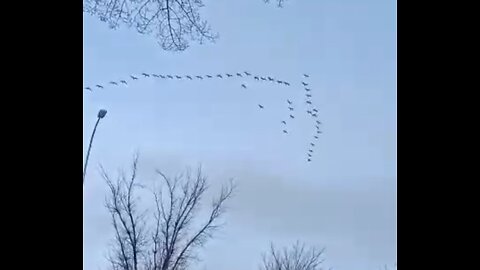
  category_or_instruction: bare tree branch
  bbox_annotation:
[261,241,325,270]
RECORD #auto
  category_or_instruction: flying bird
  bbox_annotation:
[283,82,290,86]
[85,87,92,91]
[277,80,283,84]
[226,73,233,77]
[160,75,166,79]
[313,108,318,113]
[95,84,104,89]
[206,75,213,78]
[216,74,223,78]
[317,130,322,134]
[308,153,312,157]
[141,73,150,77]
[302,82,309,86]
[120,80,128,85]
[306,101,312,104]
[312,113,318,117]
[244,71,251,76]
[281,121,287,125]
[167,75,173,79]
[307,159,311,162]
[261,77,267,81]
[283,130,288,134]
[130,75,138,80]
[152,74,160,78]
[175,75,182,79]
[109,81,118,85]
[304,74,310,78]
[316,125,320,129]
[241,84,247,89]
[288,107,294,111]
[316,120,322,124]
[254,76,260,80]
[236,73,243,77]
[268,77,274,81]
[186,75,193,80]
[305,88,311,92]
[287,99,292,105]
[314,136,319,139]
[196,75,203,79]
[306,94,312,98]
[258,104,264,109]
[308,149,314,153]
[307,110,312,114]
[290,115,295,119]
[310,143,315,146]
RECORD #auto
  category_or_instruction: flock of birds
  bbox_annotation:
[85,71,323,163]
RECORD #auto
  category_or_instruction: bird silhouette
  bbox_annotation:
[317,130,322,134]
[302,82,309,86]
[175,75,182,79]
[254,76,260,80]
[130,75,139,80]
[236,73,243,77]
[258,104,264,109]
[307,153,312,157]
[307,158,311,162]
[261,77,267,81]
[288,107,294,111]
[307,110,312,114]
[241,84,247,89]
[226,73,233,77]
[315,125,320,129]
[314,136,319,139]
[305,88,311,91]
[304,74,310,78]
[311,143,315,146]
[216,74,223,78]
[290,115,295,119]
[268,77,274,81]
[308,149,314,153]
[281,121,287,125]
[306,94,312,98]
[244,71,251,76]
[313,108,318,113]
[316,120,322,124]
[283,130,288,134]
[96,84,104,89]
[152,74,160,78]
[109,81,118,85]
[186,75,193,80]
[85,87,92,91]
[167,75,173,79]
[142,73,150,77]
[120,80,128,85]
[306,101,312,105]
[196,76,203,79]
[312,113,318,117]
[284,82,290,86]
[160,75,166,79]
[287,100,292,105]
[206,75,213,78]
[277,80,283,84]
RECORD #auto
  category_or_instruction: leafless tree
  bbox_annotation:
[101,154,235,270]
[260,241,326,270]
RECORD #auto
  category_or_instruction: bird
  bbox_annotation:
[306,101,312,105]
[244,71,251,76]
[287,99,292,105]
[307,159,311,162]
[120,80,128,85]
[196,75,203,79]
[268,77,274,81]
[307,153,312,157]
[310,143,315,147]
[277,80,283,84]
[175,75,182,79]
[313,108,318,113]
[283,82,290,86]
[95,84,104,89]
[306,94,312,98]
[130,75,139,80]
[317,130,322,134]
[152,74,160,78]
[186,75,193,80]
[281,121,287,125]
[288,107,294,111]
[109,81,118,85]
[258,104,264,109]
[254,76,259,80]
[314,136,319,139]
[305,88,311,92]
[85,87,92,91]
[206,75,213,78]
[261,77,267,81]
[304,74,309,78]
[316,120,321,124]
[308,149,314,153]
[283,130,288,134]
[160,75,166,79]
[307,110,312,114]
[142,73,150,77]
[226,73,233,77]
[236,73,243,77]
[216,74,223,78]
[312,113,318,117]
[167,75,173,79]
[290,115,295,119]
[315,125,320,129]
[302,82,309,86]
[241,84,247,89]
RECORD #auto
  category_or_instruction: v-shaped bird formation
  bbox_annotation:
[84,71,323,163]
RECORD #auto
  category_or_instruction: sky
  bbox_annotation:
[83,0,397,269]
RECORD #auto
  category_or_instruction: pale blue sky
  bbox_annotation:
[83,0,396,269]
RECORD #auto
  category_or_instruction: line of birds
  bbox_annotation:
[84,71,291,92]
[301,73,323,162]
